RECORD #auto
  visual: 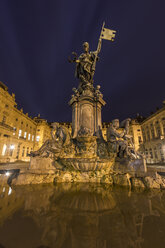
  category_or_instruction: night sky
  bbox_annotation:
[1,0,165,123]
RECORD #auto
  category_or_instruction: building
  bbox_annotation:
[0,81,51,163]
[129,119,143,151]
[1,81,165,165]
[141,101,165,164]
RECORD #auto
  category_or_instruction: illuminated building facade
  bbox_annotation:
[1,81,164,165]
[141,102,165,164]
[0,82,51,163]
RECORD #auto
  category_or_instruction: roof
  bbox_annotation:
[0,81,8,91]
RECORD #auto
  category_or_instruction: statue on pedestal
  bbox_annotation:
[69,22,116,85]
[68,23,116,138]
[74,41,100,84]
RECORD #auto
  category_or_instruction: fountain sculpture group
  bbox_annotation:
[29,24,146,180]
[13,23,165,188]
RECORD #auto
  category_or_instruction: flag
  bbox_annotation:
[101,27,116,41]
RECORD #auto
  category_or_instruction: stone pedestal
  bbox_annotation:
[69,84,106,138]
[29,157,56,174]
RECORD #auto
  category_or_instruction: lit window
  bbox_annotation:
[36,135,40,142]
[2,144,7,156]
[9,145,15,156]
[24,132,27,138]
[32,135,34,141]
[18,130,22,137]
[10,144,15,150]
[28,134,31,140]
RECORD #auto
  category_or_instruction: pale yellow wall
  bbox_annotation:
[141,106,165,164]
[33,118,51,151]
[1,82,165,165]
[129,121,143,151]
[0,83,51,163]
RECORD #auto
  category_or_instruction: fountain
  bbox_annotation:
[7,23,165,189]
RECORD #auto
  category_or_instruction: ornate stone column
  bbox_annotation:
[69,84,106,138]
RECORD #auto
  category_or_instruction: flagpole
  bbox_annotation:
[97,21,105,53]
[91,22,105,82]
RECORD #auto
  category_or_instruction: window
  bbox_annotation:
[156,126,161,137]
[142,129,146,142]
[28,134,31,140]
[145,149,148,158]
[22,147,25,157]
[36,135,40,142]
[16,144,20,159]
[9,149,13,156]
[32,135,34,141]
[155,121,161,137]
[13,127,16,136]
[154,147,158,159]
[2,116,6,123]
[146,129,150,141]
[138,136,142,144]
[150,124,155,139]
[160,146,165,162]
[163,124,165,135]
[2,144,7,156]
[24,132,27,138]
[18,130,22,137]
[149,148,153,159]
[9,145,15,156]
[26,147,29,156]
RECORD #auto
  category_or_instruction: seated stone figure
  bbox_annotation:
[30,123,71,158]
[107,119,127,158]
[107,118,137,159]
